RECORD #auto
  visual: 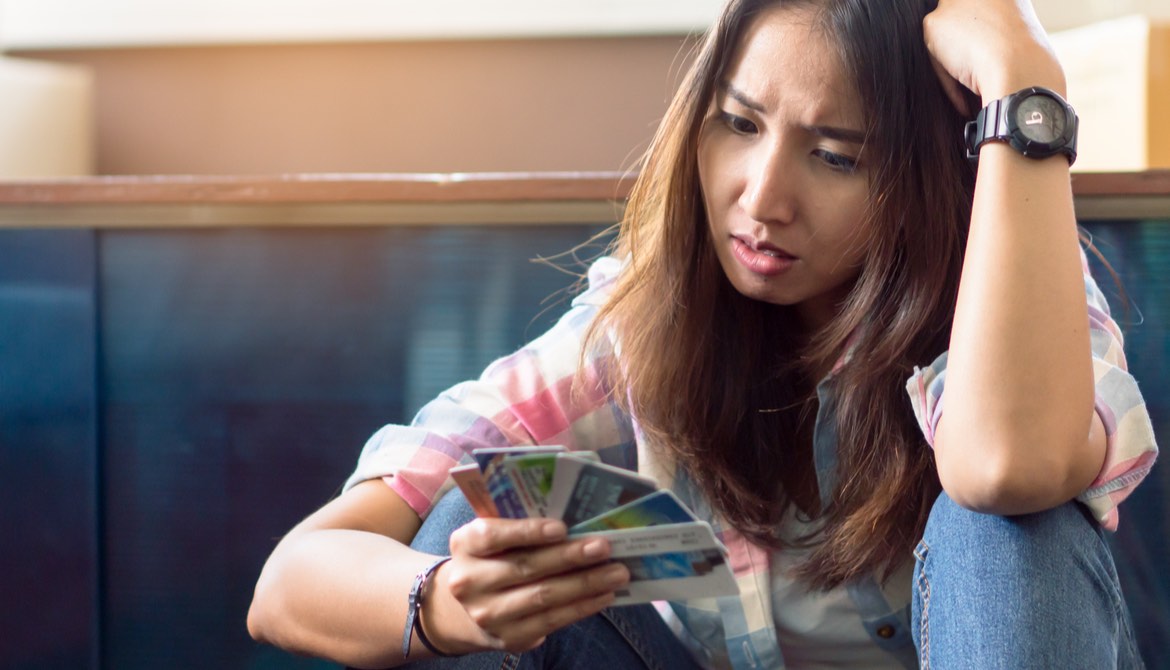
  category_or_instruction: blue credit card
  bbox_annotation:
[569,489,695,534]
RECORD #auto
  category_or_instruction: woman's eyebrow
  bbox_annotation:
[805,125,866,145]
[721,80,865,145]
[720,81,767,113]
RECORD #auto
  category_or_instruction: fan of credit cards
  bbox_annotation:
[449,446,739,605]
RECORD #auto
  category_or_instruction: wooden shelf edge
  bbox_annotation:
[1,171,1168,228]
[1070,170,1170,197]
[1,170,1167,206]
[0,172,638,205]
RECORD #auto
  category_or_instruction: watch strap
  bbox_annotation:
[964,97,1007,161]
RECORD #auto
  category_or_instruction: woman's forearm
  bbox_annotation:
[936,142,1103,513]
[247,480,486,668]
[923,2,1107,514]
[248,527,448,668]
[247,479,623,667]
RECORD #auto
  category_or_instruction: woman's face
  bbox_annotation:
[698,3,871,332]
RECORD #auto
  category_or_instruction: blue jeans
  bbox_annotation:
[405,489,1142,669]
[912,492,1143,669]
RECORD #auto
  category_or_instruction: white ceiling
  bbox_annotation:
[0,0,1166,51]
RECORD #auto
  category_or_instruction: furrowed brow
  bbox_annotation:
[719,81,767,114]
[721,80,866,144]
[805,124,866,145]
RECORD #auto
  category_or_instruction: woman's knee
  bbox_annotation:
[912,492,1137,668]
[916,491,1122,604]
[409,488,478,555]
[921,490,1105,561]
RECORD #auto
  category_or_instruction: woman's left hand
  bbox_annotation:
[923,0,1065,114]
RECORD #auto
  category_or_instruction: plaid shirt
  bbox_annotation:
[346,253,1157,669]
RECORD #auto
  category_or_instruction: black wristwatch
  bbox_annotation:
[964,86,1078,165]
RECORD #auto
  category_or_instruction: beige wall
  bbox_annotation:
[1033,0,1170,31]
[13,0,1164,176]
[0,56,94,177]
[19,37,697,175]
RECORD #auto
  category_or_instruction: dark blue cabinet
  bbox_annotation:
[1,220,1165,668]
[0,230,100,670]
[1083,220,1170,670]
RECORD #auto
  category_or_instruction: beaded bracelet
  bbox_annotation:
[402,556,455,659]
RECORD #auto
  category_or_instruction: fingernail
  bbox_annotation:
[583,539,608,558]
[542,521,565,540]
[604,564,628,585]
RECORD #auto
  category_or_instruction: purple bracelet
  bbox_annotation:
[402,556,455,659]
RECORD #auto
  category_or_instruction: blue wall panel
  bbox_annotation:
[0,230,99,670]
[0,220,1164,669]
[95,225,605,669]
[1083,220,1170,669]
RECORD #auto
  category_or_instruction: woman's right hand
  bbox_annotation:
[425,517,631,654]
[923,0,1066,113]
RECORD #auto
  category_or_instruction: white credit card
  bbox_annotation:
[575,521,738,604]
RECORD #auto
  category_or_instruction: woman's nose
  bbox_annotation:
[739,144,797,225]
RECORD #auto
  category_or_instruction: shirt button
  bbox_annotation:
[876,625,896,639]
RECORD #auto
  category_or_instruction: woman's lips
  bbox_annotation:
[731,236,795,276]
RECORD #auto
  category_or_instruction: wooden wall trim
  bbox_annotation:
[1,170,1167,204]
[1071,170,1170,196]
[0,172,637,205]
[1071,170,1170,219]
[0,170,1166,226]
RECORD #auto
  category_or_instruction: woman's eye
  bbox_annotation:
[813,149,859,173]
[720,112,758,135]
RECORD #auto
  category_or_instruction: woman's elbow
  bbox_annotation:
[247,559,291,645]
[247,576,275,643]
[936,434,1100,516]
[939,459,1057,515]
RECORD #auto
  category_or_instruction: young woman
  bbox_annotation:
[248,0,1157,667]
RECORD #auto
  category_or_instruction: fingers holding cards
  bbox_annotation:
[442,523,630,653]
[449,519,614,585]
[449,447,739,605]
[449,515,563,555]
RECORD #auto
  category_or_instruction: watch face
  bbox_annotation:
[1013,94,1066,145]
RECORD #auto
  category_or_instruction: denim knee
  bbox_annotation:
[911,492,1143,669]
[410,487,478,555]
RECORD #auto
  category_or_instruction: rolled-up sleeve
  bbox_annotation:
[343,257,633,518]
[905,246,1158,529]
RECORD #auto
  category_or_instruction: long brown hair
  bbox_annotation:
[584,0,977,589]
